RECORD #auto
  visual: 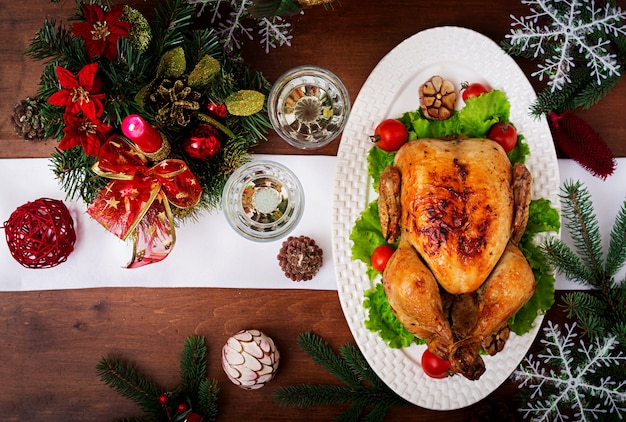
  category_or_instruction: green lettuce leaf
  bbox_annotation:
[350,200,386,282]
[350,91,559,348]
[367,146,396,193]
[363,282,422,349]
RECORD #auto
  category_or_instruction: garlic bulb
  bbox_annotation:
[221,329,280,390]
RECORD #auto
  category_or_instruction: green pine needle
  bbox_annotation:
[541,180,626,342]
[273,332,411,422]
[97,336,219,421]
[96,356,163,418]
[558,180,606,282]
[180,336,208,405]
[606,198,626,277]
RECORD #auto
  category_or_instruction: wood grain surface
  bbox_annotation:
[1,0,624,421]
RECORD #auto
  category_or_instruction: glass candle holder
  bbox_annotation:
[268,65,350,150]
[222,160,304,242]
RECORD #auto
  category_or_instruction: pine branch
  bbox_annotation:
[149,0,195,59]
[185,28,223,67]
[559,180,606,283]
[97,336,220,421]
[249,0,304,17]
[96,356,163,418]
[542,180,626,342]
[297,332,363,389]
[50,147,107,203]
[274,332,411,421]
[179,336,207,406]
[542,237,596,286]
[606,200,626,277]
[25,18,88,68]
[197,378,219,421]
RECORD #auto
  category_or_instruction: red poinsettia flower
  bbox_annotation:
[58,113,112,156]
[48,63,105,122]
[72,4,130,61]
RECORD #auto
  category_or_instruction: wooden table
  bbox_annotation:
[1,1,624,420]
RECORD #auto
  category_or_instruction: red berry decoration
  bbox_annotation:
[205,102,228,119]
[2,198,76,269]
[183,123,221,161]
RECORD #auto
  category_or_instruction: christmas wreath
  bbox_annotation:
[22,0,273,267]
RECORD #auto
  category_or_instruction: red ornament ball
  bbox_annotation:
[183,123,221,161]
[3,198,76,269]
[205,102,228,119]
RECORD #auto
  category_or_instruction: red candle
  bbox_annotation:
[121,114,162,153]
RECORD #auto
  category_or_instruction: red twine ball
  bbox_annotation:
[2,198,76,269]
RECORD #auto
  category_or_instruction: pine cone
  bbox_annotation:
[149,79,201,127]
[277,235,323,281]
[12,97,46,141]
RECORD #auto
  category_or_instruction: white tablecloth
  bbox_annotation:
[1,155,624,291]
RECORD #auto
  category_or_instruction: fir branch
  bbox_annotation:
[542,236,596,285]
[296,331,363,389]
[559,180,606,282]
[185,28,223,68]
[273,332,411,421]
[149,0,196,59]
[179,336,208,406]
[96,356,163,418]
[197,378,220,421]
[249,0,304,17]
[50,148,107,203]
[606,199,626,277]
[541,180,626,342]
[25,18,88,68]
[97,336,220,421]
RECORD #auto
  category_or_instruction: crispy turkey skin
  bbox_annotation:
[379,138,535,380]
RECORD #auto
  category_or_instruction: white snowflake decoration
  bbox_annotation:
[187,0,297,53]
[258,16,293,53]
[506,0,626,91]
[512,321,626,421]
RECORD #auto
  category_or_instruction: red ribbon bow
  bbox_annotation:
[87,136,202,268]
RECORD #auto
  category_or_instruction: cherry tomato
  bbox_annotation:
[488,122,518,153]
[371,244,395,272]
[461,82,490,101]
[421,349,451,379]
[371,119,408,152]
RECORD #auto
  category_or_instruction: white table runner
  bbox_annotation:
[1,155,624,291]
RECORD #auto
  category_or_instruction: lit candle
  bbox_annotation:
[121,114,162,153]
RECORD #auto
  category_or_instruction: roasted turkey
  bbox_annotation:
[378,138,535,380]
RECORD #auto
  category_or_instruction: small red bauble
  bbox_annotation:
[183,123,221,161]
[158,394,169,405]
[205,102,228,119]
[2,198,76,269]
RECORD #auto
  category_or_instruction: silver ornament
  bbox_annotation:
[221,329,280,390]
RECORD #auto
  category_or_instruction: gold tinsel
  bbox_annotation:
[122,6,152,52]
[224,90,265,116]
[298,0,334,6]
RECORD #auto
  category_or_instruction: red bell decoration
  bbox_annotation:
[2,198,76,268]
[205,102,228,119]
[183,123,221,161]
